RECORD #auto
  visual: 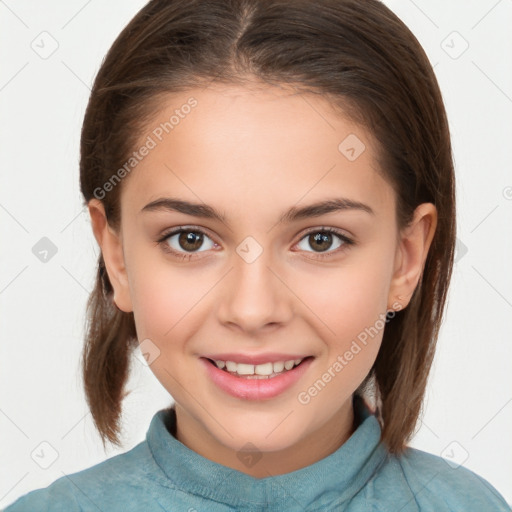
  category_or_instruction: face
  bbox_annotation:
[90,82,436,476]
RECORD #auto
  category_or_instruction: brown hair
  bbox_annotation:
[79,0,455,453]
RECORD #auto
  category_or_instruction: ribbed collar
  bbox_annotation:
[146,394,388,509]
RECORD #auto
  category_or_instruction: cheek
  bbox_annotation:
[128,252,217,344]
[293,256,392,342]
[128,250,186,339]
[293,261,391,414]
[128,263,206,393]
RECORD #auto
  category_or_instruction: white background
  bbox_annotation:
[1,0,511,508]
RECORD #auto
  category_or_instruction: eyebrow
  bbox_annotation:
[140,196,375,225]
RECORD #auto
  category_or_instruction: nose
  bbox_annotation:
[216,245,293,334]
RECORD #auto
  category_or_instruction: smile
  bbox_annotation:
[210,358,305,379]
[200,356,315,400]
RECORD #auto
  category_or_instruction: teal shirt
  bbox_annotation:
[4,395,510,511]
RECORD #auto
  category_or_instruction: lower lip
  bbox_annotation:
[200,357,314,401]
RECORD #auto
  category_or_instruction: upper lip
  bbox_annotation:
[202,353,312,365]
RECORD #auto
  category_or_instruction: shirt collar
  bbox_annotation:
[146,394,388,509]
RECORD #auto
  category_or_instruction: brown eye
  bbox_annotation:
[296,228,354,258]
[308,232,335,252]
[177,231,205,252]
[159,227,216,258]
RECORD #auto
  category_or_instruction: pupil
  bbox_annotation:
[310,232,332,252]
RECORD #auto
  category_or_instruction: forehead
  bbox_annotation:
[121,83,394,222]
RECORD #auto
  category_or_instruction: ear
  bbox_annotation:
[387,203,437,311]
[87,199,133,313]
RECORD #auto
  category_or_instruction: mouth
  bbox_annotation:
[200,355,315,400]
[204,356,313,379]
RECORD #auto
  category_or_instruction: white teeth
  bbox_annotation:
[255,362,273,376]
[212,358,305,376]
[225,361,238,372]
[236,363,255,375]
[284,360,295,370]
[272,361,284,373]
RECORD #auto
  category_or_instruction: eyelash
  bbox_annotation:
[156,225,355,262]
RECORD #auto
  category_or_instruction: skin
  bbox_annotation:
[88,82,437,478]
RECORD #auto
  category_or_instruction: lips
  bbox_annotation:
[200,355,314,400]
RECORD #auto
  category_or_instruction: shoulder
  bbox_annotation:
[368,445,511,511]
[2,440,172,512]
[2,474,81,512]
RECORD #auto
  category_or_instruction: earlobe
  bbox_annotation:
[87,199,133,313]
[387,203,437,311]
